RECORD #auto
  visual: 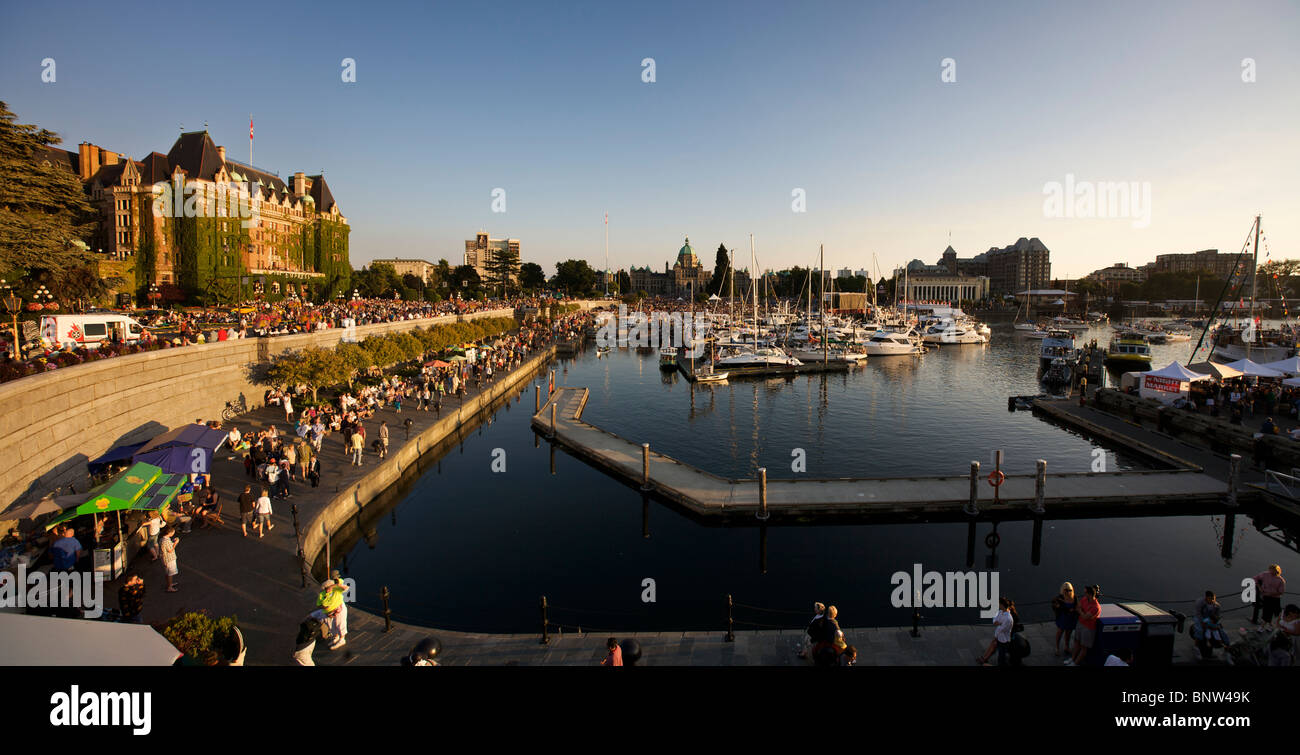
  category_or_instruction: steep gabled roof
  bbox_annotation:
[308,174,335,212]
[139,152,171,184]
[166,131,224,182]
[38,145,80,175]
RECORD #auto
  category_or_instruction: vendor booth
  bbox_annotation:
[0,612,181,666]
[133,425,227,475]
[43,462,185,579]
[1260,356,1300,377]
[1139,362,1212,404]
[1222,358,1285,379]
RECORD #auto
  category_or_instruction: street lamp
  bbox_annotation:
[148,283,161,309]
[1,280,20,359]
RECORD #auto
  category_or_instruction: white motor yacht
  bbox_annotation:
[864,329,925,356]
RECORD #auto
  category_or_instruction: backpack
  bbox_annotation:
[806,616,824,641]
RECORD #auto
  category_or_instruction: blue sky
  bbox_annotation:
[2,0,1297,278]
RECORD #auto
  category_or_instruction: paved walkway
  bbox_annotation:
[104,344,554,665]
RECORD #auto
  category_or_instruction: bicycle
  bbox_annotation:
[222,397,249,422]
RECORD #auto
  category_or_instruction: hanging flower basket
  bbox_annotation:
[24,303,42,312]
[44,302,59,311]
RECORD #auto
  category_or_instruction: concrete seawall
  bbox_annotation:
[0,308,518,511]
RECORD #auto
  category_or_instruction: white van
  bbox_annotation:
[41,314,146,350]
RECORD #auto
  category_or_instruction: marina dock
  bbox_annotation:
[674,352,852,382]
[533,386,1248,522]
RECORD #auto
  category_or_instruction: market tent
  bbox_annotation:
[135,425,226,476]
[137,425,227,456]
[0,613,181,666]
[1223,358,1285,378]
[1187,361,1244,381]
[44,463,184,530]
[1286,377,1300,388]
[708,294,722,301]
[1260,356,1300,376]
[424,359,451,368]
[1139,362,1210,404]
[86,441,147,476]
[0,493,81,522]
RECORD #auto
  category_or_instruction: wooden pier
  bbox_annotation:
[532,386,1249,522]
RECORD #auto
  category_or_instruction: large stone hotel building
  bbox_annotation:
[39,130,350,302]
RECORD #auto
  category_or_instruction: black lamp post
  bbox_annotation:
[147,283,161,309]
[1,280,20,359]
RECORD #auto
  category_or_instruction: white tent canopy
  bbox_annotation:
[1140,362,1210,404]
[0,612,181,666]
[1260,356,1300,376]
[1146,362,1212,383]
[1284,376,1300,389]
[1223,358,1286,378]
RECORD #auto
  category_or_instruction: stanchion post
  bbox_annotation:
[726,594,735,642]
[757,467,769,520]
[965,461,980,516]
[641,443,651,491]
[1227,453,1241,507]
[534,384,539,413]
[540,596,550,645]
[549,403,556,439]
[1033,459,1046,514]
[381,586,392,633]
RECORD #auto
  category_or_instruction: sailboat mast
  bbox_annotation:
[821,244,828,362]
[1248,214,1260,359]
[750,235,758,353]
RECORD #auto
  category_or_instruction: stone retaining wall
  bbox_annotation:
[0,308,517,511]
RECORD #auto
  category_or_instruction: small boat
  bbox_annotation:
[1105,336,1153,368]
[658,348,678,370]
[1039,330,1076,372]
[864,328,925,356]
[595,346,611,355]
[1042,357,1072,387]
[695,371,729,383]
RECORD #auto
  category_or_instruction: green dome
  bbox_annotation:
[677,237,697,266]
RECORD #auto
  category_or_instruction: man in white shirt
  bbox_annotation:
[254,489,273,538]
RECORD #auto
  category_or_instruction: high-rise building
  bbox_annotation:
[464,232,520,282]
[985,238,1051,295]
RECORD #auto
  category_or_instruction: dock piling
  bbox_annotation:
[534,384,539,413]
[965,461,980,515]
[381,586,392,633]
[756,467,769,520]
[1227,453,1241,507]
[540,596,550,645]
[1032,459,1047,514]
[549,403,556,439]
[641,443,651,490]
[725,594,735,642]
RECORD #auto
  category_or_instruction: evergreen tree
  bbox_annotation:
[483,246,520,297]
[708,244,731,298]
[0,101,96,275]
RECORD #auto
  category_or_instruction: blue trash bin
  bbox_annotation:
[1089,603,1142,666]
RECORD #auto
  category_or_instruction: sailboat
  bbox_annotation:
[715,235,802,369]
[1205,215,1296,363]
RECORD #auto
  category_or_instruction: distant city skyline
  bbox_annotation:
[3,0,1296,279]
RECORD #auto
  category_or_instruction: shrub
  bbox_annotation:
[159,610,241,664]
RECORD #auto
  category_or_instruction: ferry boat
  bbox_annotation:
[1105,336,1153,368]
[658,348,678,370]
[1038,330,1076,372]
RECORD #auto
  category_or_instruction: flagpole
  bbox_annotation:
[249,114,253,166]
[604,212,609,296]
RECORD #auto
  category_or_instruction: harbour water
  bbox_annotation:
[338,324,1300,634]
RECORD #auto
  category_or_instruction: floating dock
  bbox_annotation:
[674,352,852,382]
[532,386,1249,522]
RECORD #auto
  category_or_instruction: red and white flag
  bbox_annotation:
[604,212,608,225]
[249,116,254,140]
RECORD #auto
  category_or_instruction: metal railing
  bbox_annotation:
[1263,469,1300,499]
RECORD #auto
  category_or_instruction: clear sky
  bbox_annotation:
[2,0,1296,279]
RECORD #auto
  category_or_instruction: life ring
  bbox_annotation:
[987,470,1005,487]
[985,532,1001,549]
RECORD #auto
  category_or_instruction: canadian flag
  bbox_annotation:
[249,116,254,140]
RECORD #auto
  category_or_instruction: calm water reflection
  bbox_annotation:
[339,325,1300,633]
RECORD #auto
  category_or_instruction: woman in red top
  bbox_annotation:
[1069,585,1101,667]
[601,637,623,666]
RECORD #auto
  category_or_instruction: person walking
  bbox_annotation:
[798,602,826,660]
[307,455,321,488]
[283,393,294,422]
[350,427,364,466]
[237,484,256,537]
[379,421,389,460]
[254,488,274,538]
[159,527,180,593]
[315,578,348,650]
[144,513,162,561]
[1052,582,1078,656]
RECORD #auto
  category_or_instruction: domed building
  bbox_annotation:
[628,236,712,298]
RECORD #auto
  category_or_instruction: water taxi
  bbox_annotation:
[1105,336,1153,368]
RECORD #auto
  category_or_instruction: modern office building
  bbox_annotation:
[464,232,520,282]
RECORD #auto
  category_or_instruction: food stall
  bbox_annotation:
[42,462,185,579]
[1138,362,1212,405]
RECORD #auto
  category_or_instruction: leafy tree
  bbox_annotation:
[518,261,546,292]
[449,264,481,298]
[353,263,403,298]
[0,101,96,276]
[553,259,597,296]
[1260,259,1300,300]
[708,244,732,298]
[266,347,352,402]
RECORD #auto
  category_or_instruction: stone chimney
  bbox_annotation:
[100,149,119,167]
[78,142,98,181]
[293,171,306,195]
[217,145,226,163]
